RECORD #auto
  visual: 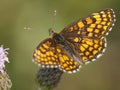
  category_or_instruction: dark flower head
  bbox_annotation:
[36,67,63,90]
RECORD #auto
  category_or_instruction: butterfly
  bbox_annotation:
[33,9,116,73]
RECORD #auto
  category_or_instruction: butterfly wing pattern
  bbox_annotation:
[60,9,115,63]
[33,9,116,73]
[33,38,80,73]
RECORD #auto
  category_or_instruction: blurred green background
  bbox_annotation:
[0,0,120,90]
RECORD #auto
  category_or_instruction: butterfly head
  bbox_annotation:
[49,28,55,36]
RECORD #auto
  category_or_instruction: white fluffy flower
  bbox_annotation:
[0,45,9,73]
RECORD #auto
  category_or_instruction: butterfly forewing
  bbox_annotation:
[33,38,60,67]
[60,9,115,40]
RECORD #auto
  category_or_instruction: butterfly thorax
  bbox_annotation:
[52,33,69,50]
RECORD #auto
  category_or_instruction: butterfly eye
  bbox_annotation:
[49,28,55,36]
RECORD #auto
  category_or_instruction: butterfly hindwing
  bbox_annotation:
[56,46,80,73]
[77,38,107,63]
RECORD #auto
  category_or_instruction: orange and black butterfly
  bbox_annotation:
[33,9,116,73]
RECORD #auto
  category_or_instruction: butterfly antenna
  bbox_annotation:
[53,10,57,29]
[49,10,57,36]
